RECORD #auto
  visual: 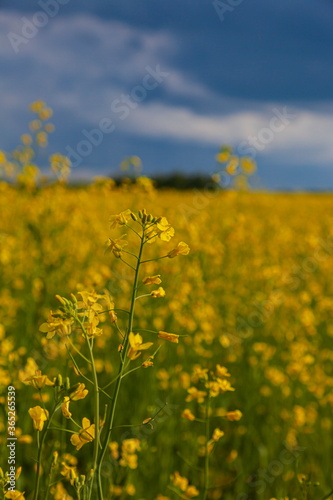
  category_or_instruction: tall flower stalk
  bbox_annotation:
[36,208,190,499]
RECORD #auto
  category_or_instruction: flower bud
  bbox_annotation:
[55,294,66,306]
[52,451,59,466]
[70,293,77,304]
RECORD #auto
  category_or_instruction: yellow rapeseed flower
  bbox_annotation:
[182,409,196,421]
[142,275,162,285]
[28,406,49,431]
[5,491,25,500]
[216,365,231,378]
[105,235,128,258]
[172,472,188,492]
[156,217,175,242]
[167,242,190,258]
[77,291,103,312]
[24,370,54,390]
[70,418,95,450]
[151,287,166,298]
[61,397,72,419]
[158,331,179,343]
[185,485,199,498]
[226,410,243,421]
[109,209,132,229]
[68,383,88,401]
[212,428,224,441]
[186,387,207,403]
[39,313,74,339]
[127,332,153,360]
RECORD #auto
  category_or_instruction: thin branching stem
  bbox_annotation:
[96,224,145,499]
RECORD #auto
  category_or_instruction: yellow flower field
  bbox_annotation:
[1,179,333,499]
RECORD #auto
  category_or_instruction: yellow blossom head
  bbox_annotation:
[167,242,190,258]
[70,418,95,450]
[28,406,49,431]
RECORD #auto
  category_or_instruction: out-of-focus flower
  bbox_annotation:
[212,428,224,441]
[182,409,196,421]
[226,410,243,421]
[143,275,162,285]
[158,331,179,343]
[151,287,166,298]
[109,209,132,228]
[105,235,128,258]
[186,387,207,403]
[167,242,190,258]
[5,491,25,500]
[24,370,54,390]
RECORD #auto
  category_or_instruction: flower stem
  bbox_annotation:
[202,394,211,500]
[96,226,145,499]
[33,404,60,500]
[76,317,100,500]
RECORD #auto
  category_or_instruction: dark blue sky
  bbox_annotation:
[1,0,333,189]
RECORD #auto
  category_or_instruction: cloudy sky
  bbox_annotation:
[1,0,333,189]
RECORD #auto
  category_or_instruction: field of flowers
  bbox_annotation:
[1,176,333,500]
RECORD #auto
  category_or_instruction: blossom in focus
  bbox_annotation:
[70,418,95,450]
[156,217,175,242]
[127,332,153,360]
[28,406,49,431]
[68,383,88,401]
[39,313,74,339]
[61,397,72,419]
[24,370,54,390]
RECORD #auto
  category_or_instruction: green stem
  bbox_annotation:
[96,226,145,499]
[202,394,211,500]
[33,403,60,500]
[141,255,168,264]
[76,316,100,500]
